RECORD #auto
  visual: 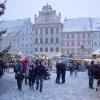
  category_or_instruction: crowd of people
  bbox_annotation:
[1,56,100,93]
[14,58,50,92]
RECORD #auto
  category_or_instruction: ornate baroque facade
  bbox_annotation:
[33,4,62,58]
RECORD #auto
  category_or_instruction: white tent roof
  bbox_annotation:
[93,49,100,54]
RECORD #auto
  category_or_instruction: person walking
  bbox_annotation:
[69,63,74,76]
[22,58,29,85]
[35,61,46,92]
[55,61,61,84]
[14,60,25,91]
[28,60,36,89]
[0,57,5,78]
[88,61,95,89]
[74,62,79,77]
[60,62,66,83]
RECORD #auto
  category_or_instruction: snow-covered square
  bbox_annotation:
[0,71,100,100]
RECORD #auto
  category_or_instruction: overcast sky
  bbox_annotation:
[1,0,100,22]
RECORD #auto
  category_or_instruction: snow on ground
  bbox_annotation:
[0,71,100,100]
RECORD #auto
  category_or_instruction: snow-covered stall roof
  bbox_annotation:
[63,18,91,32]
[93,48,100,54]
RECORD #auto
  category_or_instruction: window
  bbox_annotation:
[67,49,70,55]
[94,34,97,38]
[50,47,53,52]
[56,27,59,34]
[45,47,48,52]
[17,39,19,42]
[77,33,80,38]
[71,34,74,38]
[51,27,54,34]
[22,44,24,47]
[56,47,59,52]
[35,28,38,35]
[62,34,65,38]
[40,38,43,43]
[30,51,32,54]
[77,41,80,46]
[45,28,48,35]
[67,41,70,46]
[35,38,38,43]
[13,39,15,42]
[71,41,74,46]
[82,40,85,44]
[22,38,24,41]
[88,40,91,45]
[30,37,32,40]
[62,41,65,46]
[22,33,24,36]
[94,42,97,46]
[26,44,28,47]
[45,38,48,43]
[50,38,53,43]
[40,48,43,52]
[67,34,69,39]
[56,37,59,43]
[82,34,85,38]
[32,27,34,31]
[30,44,32,47]
[26,51,28,54]
[30,32,32,35]
[35,48,38,52]
[40,28,43,36]
[88,33,91,38]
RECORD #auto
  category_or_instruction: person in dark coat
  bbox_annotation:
[28,61,36,89]
[35,61,46,92]
[69,63,74,76]
[74,62,79,77]
[0,58,5,78]
[60,62,66,83]
[14,60,25,91]
[88,61,95,89]
[55,61,61,84]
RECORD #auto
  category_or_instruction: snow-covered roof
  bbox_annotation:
[0,18,31,28]
[91,18,100,31]
[93,48,100,54]
[63,18,91,32]
[0,18,31,33]
[63,18,100,32]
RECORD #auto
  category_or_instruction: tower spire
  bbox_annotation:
[46,0,49,5]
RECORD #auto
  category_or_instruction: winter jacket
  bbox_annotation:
[56,63,61,74]
[60,63,66,73]
[88,64,95,77]
[35,64,46,76]
[14,63,25,75]
[22,59,29,71]
[29,62,35,77]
